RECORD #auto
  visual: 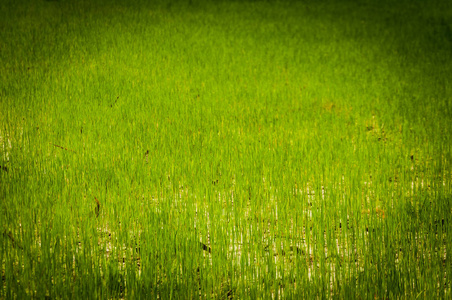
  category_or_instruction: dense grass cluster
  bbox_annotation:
[1,0,451,298]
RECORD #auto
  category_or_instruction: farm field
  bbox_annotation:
[1,0,451,298]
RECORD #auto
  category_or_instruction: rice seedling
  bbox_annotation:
[1,0,451,298]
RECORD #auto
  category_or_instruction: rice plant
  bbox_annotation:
[1,0,451,298]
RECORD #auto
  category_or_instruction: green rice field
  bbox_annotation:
[1,0,451,298]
